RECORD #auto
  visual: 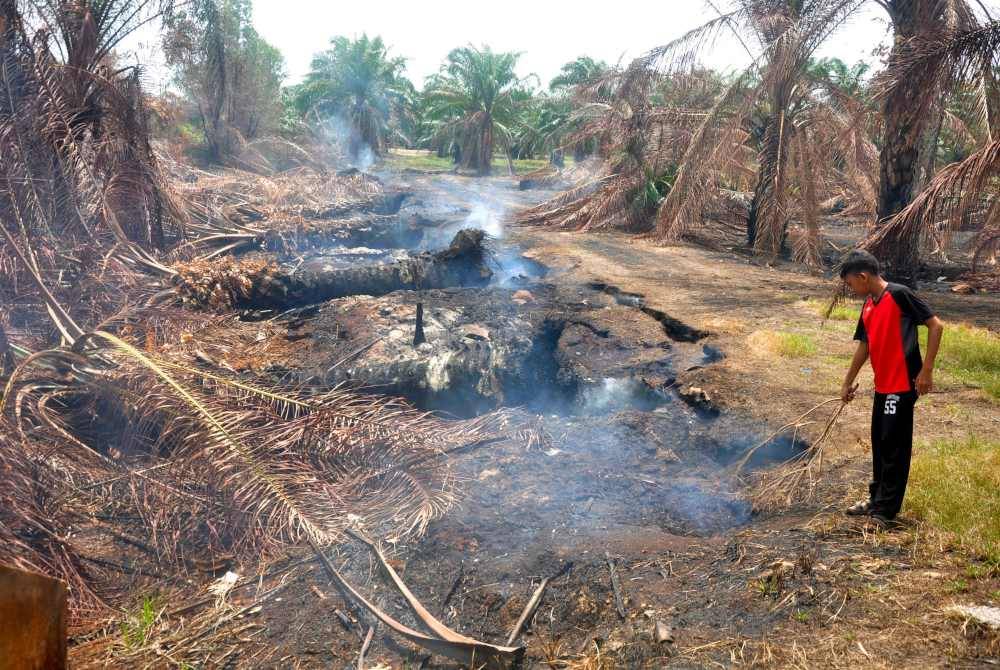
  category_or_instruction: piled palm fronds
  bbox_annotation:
[170,228,492,311]
[1,327,510,623]
[168,165,405,256]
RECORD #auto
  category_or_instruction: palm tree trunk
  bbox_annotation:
[501,135,515,176]
[747,98,790,255]
[915,97,944,192]
[478,114,493,176]
[874,2,936,282]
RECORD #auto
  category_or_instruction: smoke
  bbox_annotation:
[578,377,666,415]
[318,114,376,172]
[463,200,504,238]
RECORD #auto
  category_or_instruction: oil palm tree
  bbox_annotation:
[549,55,610,92]
[864,18,1000,270]
[521,0,869,262]
[296,34,409,162]
[868,0,985,280]
[425,45,534,175]
[679,0,866,255]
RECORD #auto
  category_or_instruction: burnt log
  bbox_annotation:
[174,229,493,311]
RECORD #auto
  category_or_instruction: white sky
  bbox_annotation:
[127,1,896,93]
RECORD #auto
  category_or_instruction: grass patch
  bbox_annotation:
[920,323,1000,400]
[803,298,861,322]
[749,330,819,358]
[384,149,552,175]
[120,595,160,650]
[907,436,1000,562]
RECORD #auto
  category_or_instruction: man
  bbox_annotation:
[839,250,945,528]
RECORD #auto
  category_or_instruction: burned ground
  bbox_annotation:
[63,172,1000,669]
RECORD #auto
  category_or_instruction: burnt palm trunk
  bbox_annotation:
[747,93,791,255]
[175,230,493,311]
[874,2,938,283]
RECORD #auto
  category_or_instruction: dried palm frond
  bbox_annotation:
[864,136,1000,268]
[167,165,391,256]
[519,0,870,263]
[1,1,186,352]
[3,331,499,556]
[0,329,520,630]
[868,1,989,278]
[0,425,109,625]
[863,18,1000,271]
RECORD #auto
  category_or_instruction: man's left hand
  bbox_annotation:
[916,369,934,396]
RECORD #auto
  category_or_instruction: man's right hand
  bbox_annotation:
[841,381,859,403]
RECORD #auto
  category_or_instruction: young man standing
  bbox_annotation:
[839,250,945,527]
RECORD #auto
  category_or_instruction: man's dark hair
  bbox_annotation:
[839,249,880,278]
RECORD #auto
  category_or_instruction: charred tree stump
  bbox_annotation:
[413,302,426,346]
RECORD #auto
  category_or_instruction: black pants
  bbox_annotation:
[869,391,917,517]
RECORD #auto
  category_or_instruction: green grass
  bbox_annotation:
[384,149,553,175]
[803,298,862,322]
[907,436,1000,562]
[920,323,1000,400]
[751,330,819,358]
[120,595,160,650]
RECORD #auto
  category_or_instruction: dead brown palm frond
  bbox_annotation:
[0,411,118,625]
[653,69,760,242]
[2,2,188,355]
[875,20,1000,132]
[790,127,822,266]
[727,396,848,510]
[521,0,867,262]
[167,166,389,257]
[3,329,504,560]
[863,136,1000,266]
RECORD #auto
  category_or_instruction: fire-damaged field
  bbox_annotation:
[53,171,1000,669]
[7,4,1000,668]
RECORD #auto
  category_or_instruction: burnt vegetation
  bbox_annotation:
[0,0,999,668]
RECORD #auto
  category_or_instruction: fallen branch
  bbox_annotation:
[358,625,375,670]
[506,562,572,645]
[310,535,524,669]
[750,399,850,508]
[605,552,627,620]
[730,397,844,474]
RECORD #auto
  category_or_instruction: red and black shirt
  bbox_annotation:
[854,283,935,394]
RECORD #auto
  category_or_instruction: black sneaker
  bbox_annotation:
[845,500,872,516]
